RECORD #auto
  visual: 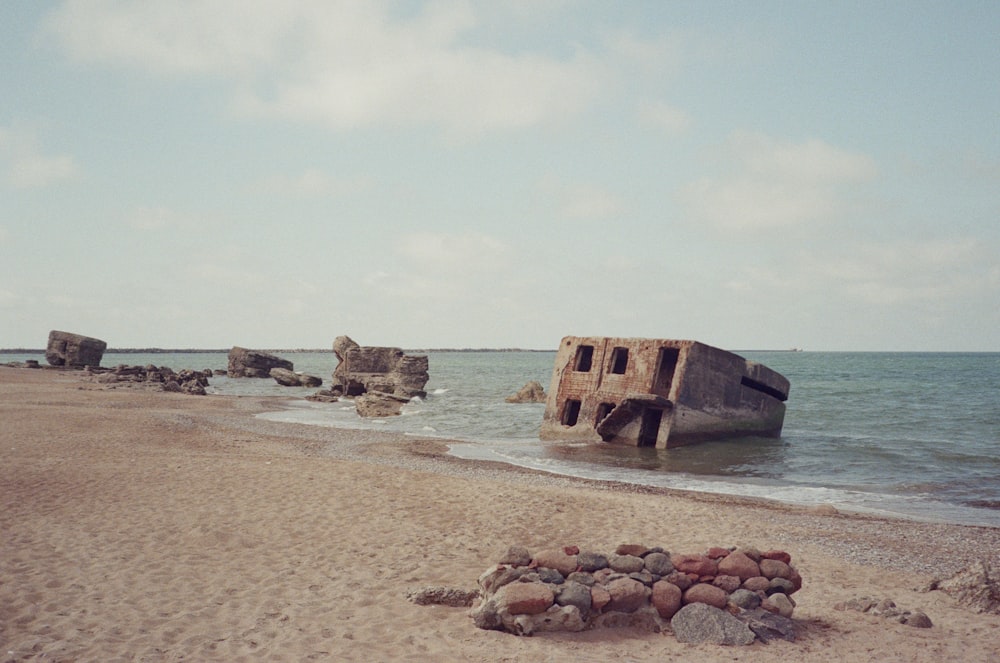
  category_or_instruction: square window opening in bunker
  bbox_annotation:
[561,399,582,426]
[574,345,594,372]
[639,407,663,447]
[653,347,680,394]
[595,401,616,425]
[609,347,629,374]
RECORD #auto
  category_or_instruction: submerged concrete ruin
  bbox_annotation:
[45,330,107,368]
[539,337,790,449]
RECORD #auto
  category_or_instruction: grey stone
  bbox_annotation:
[671,602,756,646]
[555,581,592,616]
[609,554,645,574]
[729,588,762,610]
[406,586,478,607]
[566,571,595,586]
[736,607,797,643]
[577,551,609,572]
[904,611,933,628]
[643,551,674,576]
[498,546,532,567]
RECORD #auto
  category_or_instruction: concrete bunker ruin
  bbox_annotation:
[539,337,790,449]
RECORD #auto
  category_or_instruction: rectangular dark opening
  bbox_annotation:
[574,345,594,372]
[653,347,680,393]
[561,399,582,426]
[595,401,615,424]
[740,376,788,401]
[638,407,662,447]
[609,347,629,374]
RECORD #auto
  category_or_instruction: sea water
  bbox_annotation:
[7,349,999,527]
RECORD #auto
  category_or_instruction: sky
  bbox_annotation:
[2,1,999,351]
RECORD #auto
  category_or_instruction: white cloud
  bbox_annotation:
[638,101,692,136]
[0,126,78,189]
[814,238,989,305]
[731,238,992,308]
[44,0,603,134]
[540,176,625,220]
[258,169,372,197]
[681,132,877,231]
[396,232,509,272]
[126,206,177,231]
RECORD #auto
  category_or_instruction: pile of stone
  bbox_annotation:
[470,543,800,643]
[85,364,214,395]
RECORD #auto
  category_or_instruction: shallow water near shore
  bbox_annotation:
[7,348,999,527]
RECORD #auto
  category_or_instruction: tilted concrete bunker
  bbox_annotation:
[539,336,790,448]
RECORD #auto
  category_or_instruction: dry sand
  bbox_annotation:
[2,365,999,662]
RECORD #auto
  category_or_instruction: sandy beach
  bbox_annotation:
[2,365,999,662]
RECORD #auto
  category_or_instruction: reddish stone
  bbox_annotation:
[671,554,718,577]
[605,578,650,613]
[665,571,693,591]
[615,543,649,557]
[651,581,682,620]
[533,549,579,576]
[706,547,731,559]
[682,583,728,609]
[742,576,771,592]
[717,551,761,580]
[563,545,580,556]
[761,550,792,564]
[712,574,742,593]
[593,568,614,584]
[591,585,611,612]
[759,558,792,580]
[495,582,554,615]
[760,597,781,614]
[788,567,803,593]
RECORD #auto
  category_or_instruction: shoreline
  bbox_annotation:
[3,365,999,661]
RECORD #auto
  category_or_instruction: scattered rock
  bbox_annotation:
[355,391,411,418]
[505,380,546,403]
[834,596,934,628]
[227,346,293,378]
[406,586,478,607]
[270,367,323,387]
